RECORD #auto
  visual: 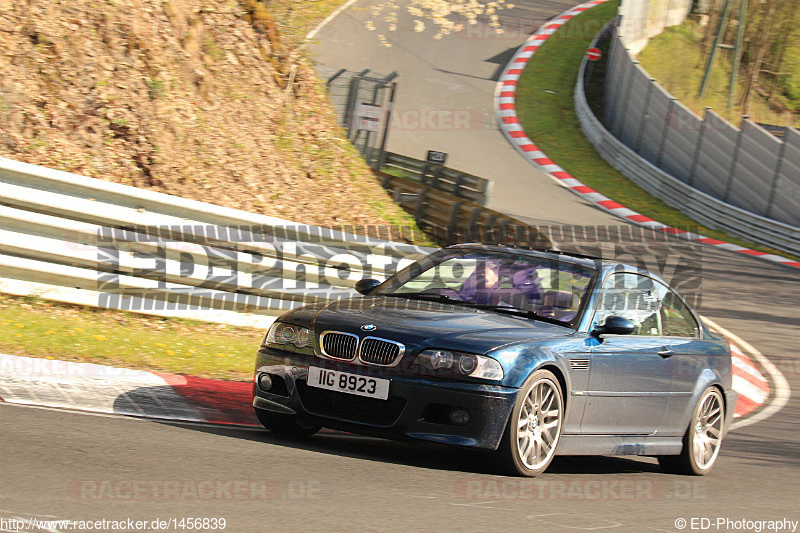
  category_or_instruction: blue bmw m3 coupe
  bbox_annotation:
[254,244,736,476]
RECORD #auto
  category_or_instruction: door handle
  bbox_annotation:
[658,349,675,358]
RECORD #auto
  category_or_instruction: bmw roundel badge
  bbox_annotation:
[361,324,377,332]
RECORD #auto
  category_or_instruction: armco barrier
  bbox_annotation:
[377,171,551,249]
[575,32,800,257]
[601,22,800,240]
[0,157,434,327]
[381,152,492,206]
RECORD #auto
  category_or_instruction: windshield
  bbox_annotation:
[375,249,598,325]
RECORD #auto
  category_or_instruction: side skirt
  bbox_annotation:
[557,434,683,456]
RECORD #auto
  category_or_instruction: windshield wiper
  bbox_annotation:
[384,292,455,303]
[466,304,537,318]
[466,304,565,325]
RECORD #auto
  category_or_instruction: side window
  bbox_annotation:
[654,281,699,338]
[595,273,661,336]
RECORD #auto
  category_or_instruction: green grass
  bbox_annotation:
[514,0,800,263]
[0,294,262,381]
[638,20,799,128]
[379,165,418,182]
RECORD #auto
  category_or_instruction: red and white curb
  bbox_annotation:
[0,342,770,424]
[0,353,258,426]
[494,0,800,270]
[731,343,769,417]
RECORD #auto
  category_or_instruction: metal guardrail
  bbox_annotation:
[575,29,800,256]
[377,171,551,250]
[0,157,433,327]
[604,21,800,230]
[0,142,542,329]
[381,152,492,206]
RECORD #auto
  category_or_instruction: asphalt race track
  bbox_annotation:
[1,1,799,531]
[312,0,615,227]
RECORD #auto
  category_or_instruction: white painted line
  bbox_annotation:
[305,0,362,41]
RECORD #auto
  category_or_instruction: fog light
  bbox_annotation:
[449,408,470,426]
[258,373,273,392]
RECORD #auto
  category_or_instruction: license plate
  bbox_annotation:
[307,367,389,400]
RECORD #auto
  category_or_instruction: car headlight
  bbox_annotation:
[264,322,314,349]
[415,349,504,381]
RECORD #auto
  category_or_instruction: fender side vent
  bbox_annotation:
[569,359,590,370]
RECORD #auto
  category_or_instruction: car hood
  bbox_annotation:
[306,296,574,355]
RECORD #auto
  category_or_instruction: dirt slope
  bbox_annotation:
[0,0,415,228]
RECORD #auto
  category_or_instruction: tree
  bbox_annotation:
[737,0,800,113]
[700,0,800,116]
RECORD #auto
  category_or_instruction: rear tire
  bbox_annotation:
[255,408,320,438]
[496,369,563,477]
[659,387,725,475]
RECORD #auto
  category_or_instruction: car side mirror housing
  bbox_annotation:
[355,278,382,296]
[591,316,636,339]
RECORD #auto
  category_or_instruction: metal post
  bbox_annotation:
[498,218,510,245]
[468,207,482,241]
[765,137,789,218]
[617,60,639,141]
[420,162,430,185]
[431,166,442,190]
[453,174,466,199]
[447,202,462,245]
[603,33,620,125]
[362,78,382,166]
[634,79,656,154]
[688,107,712,187]
[656,98,677,169]
[699,0,733,98]
[485,214,497,244]
[344,76,361,141]
[350,70,372,152]
[608,39,631,136]
[723,116,748,202]
[414,189,427,224]
[325,69,349,125]
[375,80,396,171]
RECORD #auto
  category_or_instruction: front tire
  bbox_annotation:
[255,408,320,438]
[496,369,563,477]
[659,387,725,475]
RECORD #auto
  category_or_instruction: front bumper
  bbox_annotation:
[253,348,518,450]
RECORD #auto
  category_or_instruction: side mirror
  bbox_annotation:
[591,316,636,339]
[355,278,382,296]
